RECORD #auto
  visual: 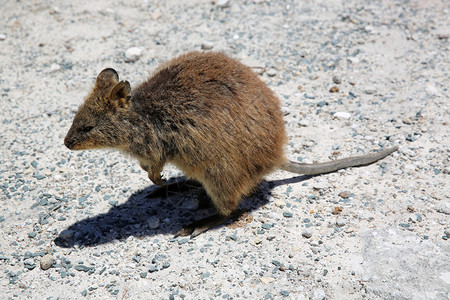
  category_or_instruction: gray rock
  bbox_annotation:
[332,75,342,84]
[180,198,199,210]
[147,216,160,229]
[58,229,74,240]
[364,87,377,94]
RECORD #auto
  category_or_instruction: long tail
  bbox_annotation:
[281,146,398,175]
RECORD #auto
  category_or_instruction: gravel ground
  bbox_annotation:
[1,0,449,299]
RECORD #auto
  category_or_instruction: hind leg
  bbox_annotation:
[175,177,255,238]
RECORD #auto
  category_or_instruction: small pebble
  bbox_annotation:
[180,198,199,210]
[313,182,328,190]
[364,87,377,95]
[215,0,230,8]
[0,33,6,40]
[260,276,275,284]
[338,192,350,199]
[299,119,310,127]
[24,258,36,270]
[329,86,339,93]
[436,203,450,215]
[124,47,143,63]
[332,75,342,84]
[332,207,343,215]
[364,25,375,33]
[147,216,160,229]
[266,69,277,77]
[302,228,313,238]
[336,217,347,227]
[201,41,214,50]
[333,112,351,119]
[313,289,326,300]
[49,63,61,72]
[283,212,293,218]
[402,117,413,125]
[347,57,359,64]
[178,237,190,245]
[280,290,290,297]
[40,254,55,270]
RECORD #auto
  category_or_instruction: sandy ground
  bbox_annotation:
[0,0,449,299]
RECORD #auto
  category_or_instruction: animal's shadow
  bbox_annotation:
[54,175,311,248]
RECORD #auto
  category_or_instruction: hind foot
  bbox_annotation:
[174,210,244,238]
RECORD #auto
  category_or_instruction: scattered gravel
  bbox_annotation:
[1,0,449,299]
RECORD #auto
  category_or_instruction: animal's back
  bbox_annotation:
[131,52,287,213]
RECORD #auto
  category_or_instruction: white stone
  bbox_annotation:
[437,202,450,215]
[125,47,143,63]
[347,57,359,64]
[266,69,277,77]
[299,119,310,127]
[313,182,329,190]
[49,63,61,72]
[302,228,313,238]
[259,276,275,284]
[201,41,214,50]
[313,289,326,300]
[40,254,55,270]
[334,111,351,119]
[216,0,230,8]
[336,217,347,227]
[364,87,377,94]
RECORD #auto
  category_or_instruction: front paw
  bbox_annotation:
[148,173,166,186]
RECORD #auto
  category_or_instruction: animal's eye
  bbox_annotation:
[80,126,94,133]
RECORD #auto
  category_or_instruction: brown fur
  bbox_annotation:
[65,51,397,235]
[65,52,287,216]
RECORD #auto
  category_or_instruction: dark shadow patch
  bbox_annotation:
[54,175,311,248]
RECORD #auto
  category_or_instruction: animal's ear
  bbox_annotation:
[106,81,131,109]
[95,68,119,91]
